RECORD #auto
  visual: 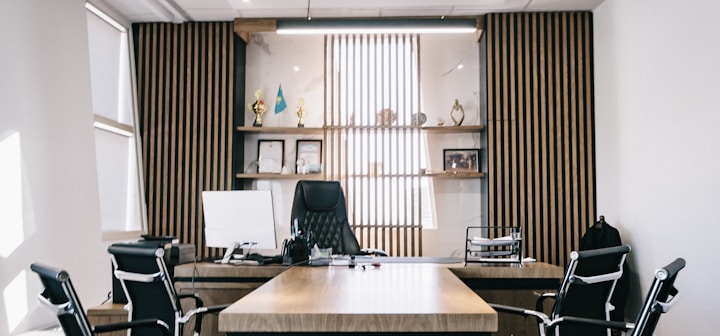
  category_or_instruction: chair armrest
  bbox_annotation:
[489,303,550,324]
[361,248,388,256]
[535,292,556,312]
[93,319,171,336]
[177,293,205,308]
[546,316,633,333]
[180,303,230,334]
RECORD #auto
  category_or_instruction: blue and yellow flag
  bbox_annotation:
[275,84,287,114]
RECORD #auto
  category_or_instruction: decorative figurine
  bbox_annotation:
[248,90,267,127]
[450,98,465,126]
[296,97,306,128]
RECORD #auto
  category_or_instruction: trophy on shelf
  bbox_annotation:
[248,90,267,127]
[450,98,465,126]
[296,97,306,128]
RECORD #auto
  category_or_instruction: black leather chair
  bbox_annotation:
[30,262,171,336]
[547,258,685,336]
[290,180,386,256]
[107,244,228,336]
[489,245,631,336]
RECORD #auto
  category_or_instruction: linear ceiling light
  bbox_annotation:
[276,18,477,35]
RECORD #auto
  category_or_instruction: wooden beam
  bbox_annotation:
[233,18,277,43]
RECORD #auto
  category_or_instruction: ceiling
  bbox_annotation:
[101,0,605,23]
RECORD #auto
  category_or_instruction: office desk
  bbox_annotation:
[219,264,497,335]
[93,261,563,336]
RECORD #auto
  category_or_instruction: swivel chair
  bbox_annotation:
[290,180,386,256]
[107,244,228,336]
[489,245,631,336]
[30,262,171,336]
[547,258,685,336]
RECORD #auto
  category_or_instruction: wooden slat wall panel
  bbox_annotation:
[134,22,235,260]
[486,12,595,266]
[325,34,422,256]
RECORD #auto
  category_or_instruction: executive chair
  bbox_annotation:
[546,258,685,336]
[290,180,386,256]
[30,262,171,336]
[107,245,228,336]
[489,245,631,336]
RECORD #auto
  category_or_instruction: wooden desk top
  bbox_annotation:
[219,264,497,333]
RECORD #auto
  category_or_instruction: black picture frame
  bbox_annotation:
[257,139,284,173]
[295,140,322,174]
[443,148,480,173]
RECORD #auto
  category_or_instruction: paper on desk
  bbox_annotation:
[470,236,515,246]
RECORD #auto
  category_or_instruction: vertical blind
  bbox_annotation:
[325,34,424,256]
[485,12,596,266]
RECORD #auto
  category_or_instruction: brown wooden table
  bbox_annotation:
[219,263,497,335]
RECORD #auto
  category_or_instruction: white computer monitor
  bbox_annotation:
[201,190,278,253]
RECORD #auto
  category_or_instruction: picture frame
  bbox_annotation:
[257,140,284,173]
[296,140,322,174]
[443,148,480,173]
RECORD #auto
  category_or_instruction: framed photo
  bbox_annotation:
[257,140,284,173]
[296,140,322,174]
[443,148,480,173]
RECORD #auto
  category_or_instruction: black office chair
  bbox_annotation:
[547,258,685,336]
[290,180,386,256]
[489,245,631,336]
[30,262,171,336]
[107,244,228,336]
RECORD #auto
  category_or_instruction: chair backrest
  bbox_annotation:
[552,245,631,336]
[108,244,180,336]
[630,258,685,336]
[30,263,94,336]
[290,180,362,255]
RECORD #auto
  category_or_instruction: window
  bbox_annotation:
[86,2,146,239]
[325,34,435,256]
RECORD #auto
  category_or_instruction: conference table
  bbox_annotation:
[219,262,496,335]
[89,258,563,336]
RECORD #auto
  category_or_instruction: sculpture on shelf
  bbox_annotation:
[450,98,465,126]
[248,90,267,127]
[296,97,306,128]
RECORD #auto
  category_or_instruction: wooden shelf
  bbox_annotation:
[235,173,325,180]
[236,126,324,134]
[421,125,485,133]
[422,171,486,179]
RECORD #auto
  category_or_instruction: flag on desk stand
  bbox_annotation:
[275,84,287,114]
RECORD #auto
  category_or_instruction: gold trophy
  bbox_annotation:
[296,97,306,128]
[248,90,267,127]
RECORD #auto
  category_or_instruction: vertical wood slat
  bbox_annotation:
[325,34,421,256]
[134,22,235,260]
[486,12,595,266]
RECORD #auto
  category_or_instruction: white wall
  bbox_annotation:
[243,33,482,257]
[594,0,720,333]
[0,0,114,334]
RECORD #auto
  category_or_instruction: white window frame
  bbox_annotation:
[86,1,147,240]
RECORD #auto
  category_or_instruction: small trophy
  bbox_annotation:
[248,90,267,127]
[450,98,465,126]
[296,97,306,128]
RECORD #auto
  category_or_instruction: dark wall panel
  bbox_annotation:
[486,12,595,266]
[134,22,236,259]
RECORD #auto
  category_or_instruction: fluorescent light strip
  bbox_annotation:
[276,18,477,35]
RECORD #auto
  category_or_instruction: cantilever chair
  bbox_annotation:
[30,262,171,336]
[291,180,386,256]
[107,244,228,336]
[489,245,631,336]
[547,258,686,336]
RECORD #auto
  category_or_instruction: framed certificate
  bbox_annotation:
[257,140,284,173]
[295,140,322,174]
